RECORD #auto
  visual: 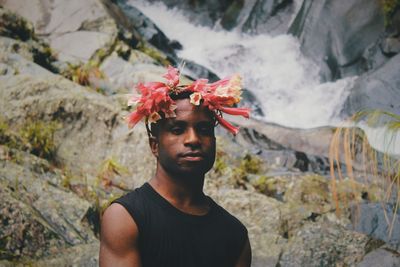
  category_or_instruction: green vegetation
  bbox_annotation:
[214,150,228,174]
[0,8,58,73]
[97,157,129,190]
[0,9,34,41]
[1,117,61,163]
[232,154,263,189]
[63,60,106,92]
[253,175,280,197]
[19,120,60,161]
[31,44,58,73]
[381,0,400,27]
[0,117,28,153]
[62,45,115,92]
[0,117,9,142]
[137,41,170,66]
[240,154,262,174]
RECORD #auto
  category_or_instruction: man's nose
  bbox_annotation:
[184,128,200,147]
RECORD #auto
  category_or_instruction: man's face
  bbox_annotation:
[150,98,216,177]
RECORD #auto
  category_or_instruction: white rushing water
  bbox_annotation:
[129,0,357,129]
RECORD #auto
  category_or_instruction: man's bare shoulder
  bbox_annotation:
[99,203,141,266]
[102,203,138,238]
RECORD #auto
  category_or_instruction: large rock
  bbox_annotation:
[356,247,400,267]
[240,0,297,35]
[289,0,386,81]
[229,116,336,173]
[103,0,178,63]
[0,184,67,260]
[142,0,234,28]
[279,215,372,267]
[349,203,400,252]
[0,52,53,77]
[142,0,297,35]
[341,53,400,118]
[1,0,118,64]
[205,185,286,267]
[0,8,58,72]
[0,54,154,187]
[0,243,99,267]
[99,53,167,93]
[0,146,96,247]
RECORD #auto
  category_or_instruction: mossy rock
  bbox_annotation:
[0,8,34,41]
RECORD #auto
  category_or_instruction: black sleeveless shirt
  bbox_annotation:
[113,183,248,267]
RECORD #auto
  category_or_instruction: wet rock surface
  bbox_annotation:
[289,0,385,81]
[341,53,400,118]
[350,203,400,251]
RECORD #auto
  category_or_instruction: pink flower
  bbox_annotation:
[214,74,242,103]
[186,78,208,92]
[163,65,180,87]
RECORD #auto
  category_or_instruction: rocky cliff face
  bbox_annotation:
[0,1,399,266]
[288,0,385,81]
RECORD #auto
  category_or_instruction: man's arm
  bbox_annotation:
[99,203,142,267]
[235,237,252,267]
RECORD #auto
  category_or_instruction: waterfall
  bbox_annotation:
[128,0,357,129]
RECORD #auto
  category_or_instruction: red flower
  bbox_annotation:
[127,66,251,134]
[214,114,240,135]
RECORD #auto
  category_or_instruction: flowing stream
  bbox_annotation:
[128,0,358,129]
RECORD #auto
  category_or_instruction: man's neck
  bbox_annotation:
[148,165,209,215]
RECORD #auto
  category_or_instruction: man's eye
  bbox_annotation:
[198,125,214,135]
[170,127,184,134]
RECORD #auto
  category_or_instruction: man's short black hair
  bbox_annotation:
[146,90,217,138]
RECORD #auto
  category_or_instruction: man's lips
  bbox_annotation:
[180,152,204,161]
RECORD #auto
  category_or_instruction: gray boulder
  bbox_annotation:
[103,0,178,62]
[230,116,336,174]
[289,0,385,81]
[0,8,58,72]
[0,183,67,260]
[341,53,400,118]
[141,0,234,28]
[240,0,297,35]
[349,203,400,252]
[279,216,373,267]
[0,146,96,247]
[205,185,286,267]
[0,243,99,267]
[0,54,154,188]
[357,247,400,267]
[1,0,118,64]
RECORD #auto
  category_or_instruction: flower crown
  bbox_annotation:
[127,66,250,135]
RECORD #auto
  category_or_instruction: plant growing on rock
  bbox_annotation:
[214,150,228,174]
[381,0,400,27]
[0,117,36,156]
[231,154,264,189]
[97,157,129,190]
[136,41,170,66]
[62,60,107,93]
[0,8,34,41]
[19,120,60,161]
[329,109,400,235]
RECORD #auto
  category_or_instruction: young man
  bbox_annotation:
[99,67,252,267]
